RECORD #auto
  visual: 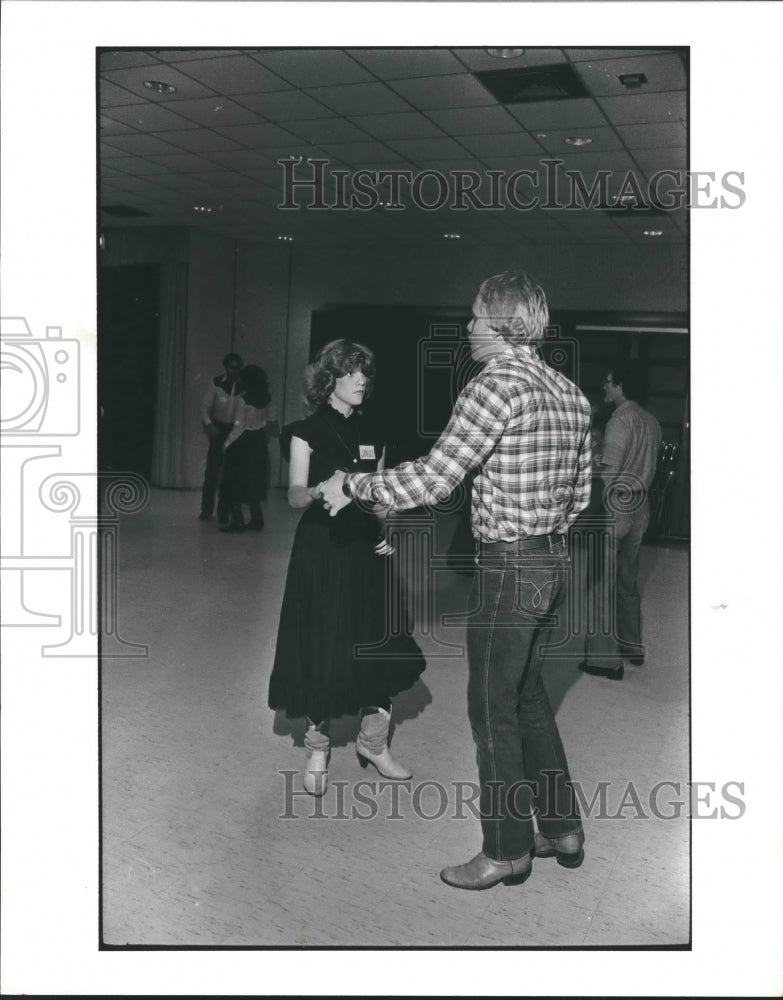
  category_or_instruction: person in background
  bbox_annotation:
[318,271,592,891]
[268,339,425,797]
[220,364,273,533]
[199,352,243,525]
[578,361,662,680]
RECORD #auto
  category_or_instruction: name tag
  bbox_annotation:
[359,444,376,460]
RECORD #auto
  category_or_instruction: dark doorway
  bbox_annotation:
[98,264,160,478]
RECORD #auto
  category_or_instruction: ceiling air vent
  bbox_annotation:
[474,63,589,104]
[102,204,153,218]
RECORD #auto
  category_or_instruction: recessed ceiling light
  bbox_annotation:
[535,133,548,139]
[193,205,213,214]
[443,233,462,240]
[643,229,664,237]
[564,136,593,147]
[618,73,648,89]
[143,80,177,95]
[277,235,294,242]
[486,48,526,59]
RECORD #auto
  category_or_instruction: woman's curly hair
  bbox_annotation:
[303,338,376,411]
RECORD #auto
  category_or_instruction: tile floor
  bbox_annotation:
[102,487,690,948]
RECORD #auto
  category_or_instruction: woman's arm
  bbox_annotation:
[288,435,320,508]
[223,398,248,450]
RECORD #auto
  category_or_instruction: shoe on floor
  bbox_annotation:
[533,831,585,868]
[440,851,532,890]
[578,660,624,681]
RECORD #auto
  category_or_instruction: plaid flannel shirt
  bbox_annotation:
[348,345,592,542]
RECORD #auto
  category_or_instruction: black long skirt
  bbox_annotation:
[268,504,426,722]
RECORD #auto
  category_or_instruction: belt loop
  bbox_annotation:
[548,534,555,553]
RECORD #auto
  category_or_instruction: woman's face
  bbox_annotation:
[331,368,367,410]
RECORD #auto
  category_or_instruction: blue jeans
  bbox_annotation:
[466,537,583,861]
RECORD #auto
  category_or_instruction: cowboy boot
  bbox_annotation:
[356,706,412,780]
[303,719,329,796]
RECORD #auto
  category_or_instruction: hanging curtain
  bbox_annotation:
[150,261,188,487]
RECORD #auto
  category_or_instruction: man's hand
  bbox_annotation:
[317,471,352,517]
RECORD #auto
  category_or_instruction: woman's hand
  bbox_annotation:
[374,537,395,557]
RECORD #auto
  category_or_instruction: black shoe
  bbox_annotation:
[198,512,211,521]
[578,660,624,681]
[627,656,645,666]
[247,520,264,532]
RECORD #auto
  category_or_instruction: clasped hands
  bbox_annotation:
[313,471,394,556]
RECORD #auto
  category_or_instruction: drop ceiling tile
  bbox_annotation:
[389,74,497,111]
[457,132,543,158]
[100,65,219,102]
[305,82,410,116]
[171,54,293,95]
[236,90,336,120]
[574,53,686,96]
[150,48,246,62]
[508,97,608,130]
[144,152,231,173]
[565,48,677,62]
[250,146,334,172]
[161,96,262,127]
[318,141,405,165]
[454,48,567,73]
[100,80,144,108]
[597,91,686,126]
[426,106,520,136]
[101,102,197,132]
[99,50,161,71]
[632,147,688,173]
[537,126,624,156]
[481,154,556,173]
[253,50,374,88]
[411,158,491,174]
[348,111,445,141]
[283,118,375,145]
[103,156,172,176]
[617,121,686,150]
[97,132,184,156]
[556,150,637,173]
[99,115,137,136]
[387,136,469,160]
[101,141,138,158]
[348,48,466,79]
[151,129,246,154]
[202,149,285,173]
[212,122,303,148]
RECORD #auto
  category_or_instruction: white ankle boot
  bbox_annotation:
[303,720,329,796]
[356,707,412,780]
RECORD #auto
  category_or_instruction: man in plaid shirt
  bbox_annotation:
[319,270,592,890]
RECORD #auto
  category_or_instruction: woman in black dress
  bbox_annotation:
[220,364,272,532]
[268,339,425,796]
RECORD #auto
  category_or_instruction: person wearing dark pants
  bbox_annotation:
[318,270,592,890]
[579,362,662,681]
[220,364,273,533]
[199,352,243,523]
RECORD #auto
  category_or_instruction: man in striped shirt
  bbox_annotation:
[319,270,592,891]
